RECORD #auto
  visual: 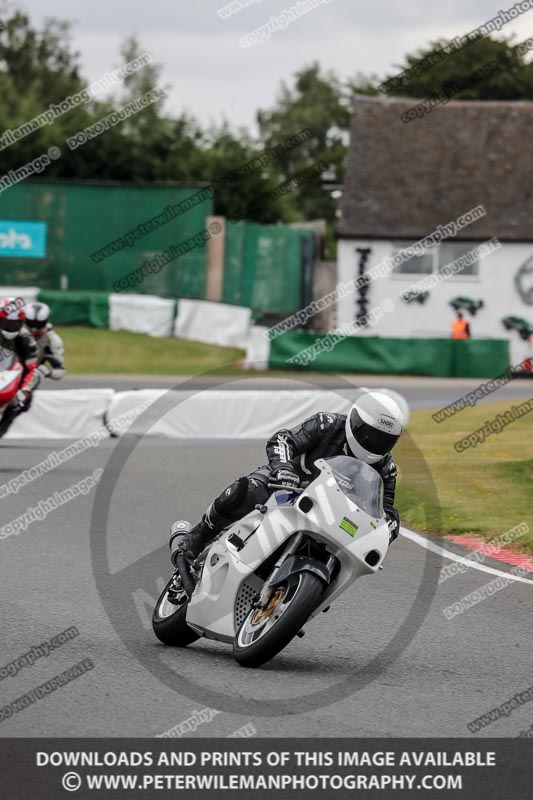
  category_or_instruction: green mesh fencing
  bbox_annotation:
[223,222,313,313]
[0,180,212,298]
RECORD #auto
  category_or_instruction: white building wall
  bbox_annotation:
[337,239,533,366]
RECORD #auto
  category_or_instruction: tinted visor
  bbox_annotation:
[0,317,23,333]
[350,408,400,456]
[28,318,47,331]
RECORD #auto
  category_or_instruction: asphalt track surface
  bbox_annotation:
[1,423,532,738]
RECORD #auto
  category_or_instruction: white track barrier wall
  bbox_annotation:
[0,286,40,304]
[243,326,271,370]
[5,389,410,439]
[174,299,252,349]
[109,294,176,338]
[6,389,114,439]
[107,390,356,439]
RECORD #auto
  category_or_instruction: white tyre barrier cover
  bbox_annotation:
[3,387,410,440]
[109,294,176,338]
[108,390,354,439]
[174,299,251,349]
[0,286,40,304]
[5,389,114,439]
[243,326,270,370]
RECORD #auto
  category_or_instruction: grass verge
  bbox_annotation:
[396,398,533,555]
[56,327,244,375]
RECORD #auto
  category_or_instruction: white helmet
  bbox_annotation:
[23,302,50,337]
[345,391,404,464]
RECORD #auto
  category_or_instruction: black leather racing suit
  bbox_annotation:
[201,412,400,541]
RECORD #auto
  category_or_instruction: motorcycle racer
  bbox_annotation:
[172,391,404,562]
[23,302,65,380]
[0,297,41,434]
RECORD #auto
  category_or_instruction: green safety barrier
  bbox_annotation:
[37,290,110,328]
[269,333,511,379]
[449,339,511,379]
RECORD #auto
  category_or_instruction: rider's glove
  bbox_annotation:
[385,508,400,544]
[15,388,31,410]
[275,468,300,490]
[37,363,52,379]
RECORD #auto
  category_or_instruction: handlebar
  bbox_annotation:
[267,483,308,494]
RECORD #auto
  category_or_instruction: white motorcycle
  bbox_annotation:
[152,456,390,668]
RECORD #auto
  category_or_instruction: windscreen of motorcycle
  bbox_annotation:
[327,456,384,518]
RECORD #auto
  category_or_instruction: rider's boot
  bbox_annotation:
[169,503,231,563]
[170,476,252,562]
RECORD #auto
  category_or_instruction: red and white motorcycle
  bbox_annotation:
[0,348,25,438]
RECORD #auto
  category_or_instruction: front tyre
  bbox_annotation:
[152,575,200,647]
[233,571,324,668]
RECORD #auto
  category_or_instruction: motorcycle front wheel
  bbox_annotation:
[233,571,324,668]
[152,575,200,647]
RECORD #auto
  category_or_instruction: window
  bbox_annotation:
[438,242,478,276]
[392,242,433,274]
[392,242,479,277]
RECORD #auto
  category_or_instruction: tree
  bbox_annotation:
[195,123,298,223]
[257,63,351,228]
[0,9,93,173]
[381,35,533,101]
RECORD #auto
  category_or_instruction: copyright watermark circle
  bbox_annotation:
[47,146,61,160]
[62,772,81,791]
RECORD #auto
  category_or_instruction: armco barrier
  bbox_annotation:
[269,333,511,379]
[5,389,114,439]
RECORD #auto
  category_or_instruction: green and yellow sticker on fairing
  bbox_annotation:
[340,517,358,537]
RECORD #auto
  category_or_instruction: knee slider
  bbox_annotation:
[214,476,249,514]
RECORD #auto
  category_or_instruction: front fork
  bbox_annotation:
[255,533,304,609]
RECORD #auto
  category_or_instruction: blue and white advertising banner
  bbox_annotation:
[0,220,47,258]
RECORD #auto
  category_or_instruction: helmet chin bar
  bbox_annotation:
[1,330,19,340]
[345,418,382,464]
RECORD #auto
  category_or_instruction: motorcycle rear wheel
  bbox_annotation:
[152,575,200,647]
[233,571,324,668]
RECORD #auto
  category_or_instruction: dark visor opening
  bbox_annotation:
[350,410,400,455]
[0,318,23,333]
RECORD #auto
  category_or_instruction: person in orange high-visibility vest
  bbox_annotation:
[451,312,470,339]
